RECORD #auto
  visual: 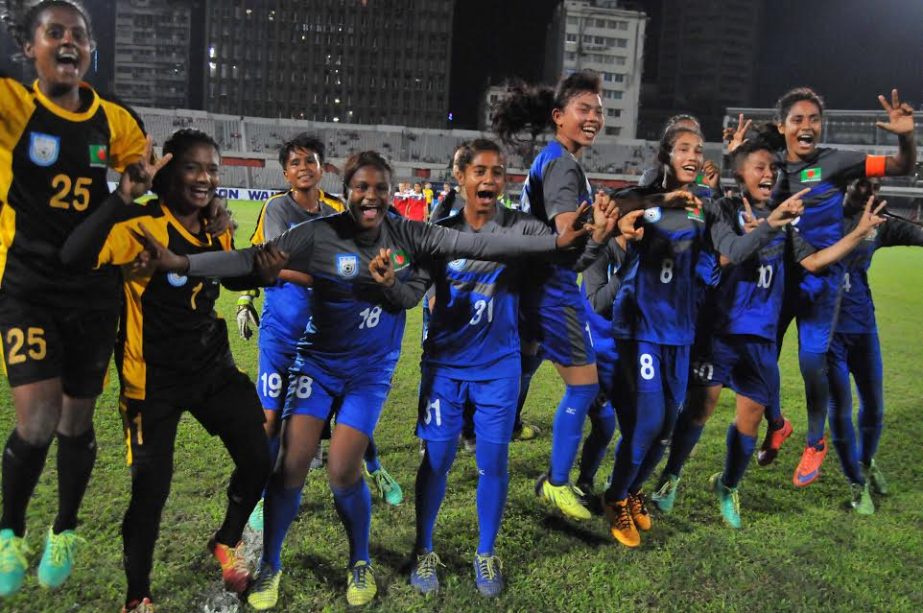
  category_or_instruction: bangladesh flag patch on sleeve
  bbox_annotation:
[390,248,410,271]
[800,167,822,183]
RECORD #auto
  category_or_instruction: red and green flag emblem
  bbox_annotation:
[89,144,108,168]
[687,205,705,222]
[800,167,822,182]
[390,248,410,271]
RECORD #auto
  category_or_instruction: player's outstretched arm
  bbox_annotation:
[799,196,888,273]
[876,89,917,176]
[369,248,432,310]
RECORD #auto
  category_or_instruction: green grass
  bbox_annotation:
[2,199,923,611]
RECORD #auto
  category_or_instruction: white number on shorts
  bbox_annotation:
[693,361,714,382]
[843,272,852,292]
[640,353,656,380]
[659,258,674,284]
[260,372,283,398]
[757,264,773,289]
[469,299,494,325]
[359,306,382,329]
[294,375,314,399]
[425,398,442,426]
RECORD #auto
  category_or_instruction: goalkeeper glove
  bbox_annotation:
[236,290,260,340]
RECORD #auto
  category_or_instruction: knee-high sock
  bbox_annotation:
[854,335,885,466]
[262,479,301,571]
[577,398,616,487]
[331,479,372,566]
[606,390,664,502]
[122,455,173,603]
[662,408,705,478]
[413,438,457,552]
[215,424,271,546]
[54,427,97,533]
[364,437,381,474]
[475,441,509,556]
[799,350,829,447]
[514,353,544,431]
[630,401,681,493]
[722,424,756,489]
[1,430,51,536]
[549,383,599,485]
[827,350,862,483]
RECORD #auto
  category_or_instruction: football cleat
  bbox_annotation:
[603,498,640,548]
[121,597,155,613]
[38,527,84,589]
[863,459,888,496]
[792,440,828,487]
[757,418,793,466]
[247,563,282,610]
[710,473,741,529]
[512,423,541,441]
[346,561,377,606]
[208,536,250,594]
[535,475,591,521]
[473,554,504,597]
[247,498,264,532]
[651,473,681,513]
[0,529,30,597]
[850,482,875,515]
[366,466,403,506]
[627,492,652,531]
[409,551,443,595]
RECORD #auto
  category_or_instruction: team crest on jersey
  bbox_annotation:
[643,207,662,223]
[687,206,705,222]
[28,132,60,167]
[336,253,359,279]
[800,167,822,183]
[448,258,467,271]
[166,272,188,287]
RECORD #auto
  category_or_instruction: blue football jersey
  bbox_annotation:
[837,207,923,334]
[519,139,592,306]
[711,198,815,341]
[423,207,550,379]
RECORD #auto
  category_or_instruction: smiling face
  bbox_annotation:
[461,150,506,216]
[780,100,823,161]
[24,5,93,97]
[553,91,604,152]
[739,149,776,205]
[167,143,220,212]
[347,166,391,231]
[667,131,704,186]
[282,147,322,191]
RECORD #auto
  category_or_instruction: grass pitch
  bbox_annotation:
[2,199,922,611]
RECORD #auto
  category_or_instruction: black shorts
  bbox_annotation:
[119,366,265,466]
[0,293,118,398]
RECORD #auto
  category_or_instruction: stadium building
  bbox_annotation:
[202,0,456,128]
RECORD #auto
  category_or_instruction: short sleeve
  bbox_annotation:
[262,200,290,242]
[100,99,147,173]
[542,156,585,221]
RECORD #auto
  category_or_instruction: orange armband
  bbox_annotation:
[865,155,887,178]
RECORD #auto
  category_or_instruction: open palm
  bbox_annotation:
[876,89,915,136]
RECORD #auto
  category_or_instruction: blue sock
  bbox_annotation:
[722,425,756,489]
[662,413,705,478]
[630,402,681,493]
[364,438,381,474]
[798,350,829,447]
[260,434,282,499]
[549,383,599,485]
[262,480,302,571]
[514,353,544,431]
[331,479,372,566]
[577,398,616,487]
[606,389,663,501]
[414,439,457,552]
[475,441,509,555]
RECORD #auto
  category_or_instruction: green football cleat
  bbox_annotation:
[535,475,591,521]
[0,529,30,597]
[710,473,741,529]
[247,563,282,611]
[651,473,681,513]
[850,482,875,515]
[367,466,403,506]
[346,561,377,606]
[863,459,888,496]
[248,498,264,532]
[38,528,84,589]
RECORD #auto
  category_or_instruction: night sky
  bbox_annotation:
[448,0,923,129]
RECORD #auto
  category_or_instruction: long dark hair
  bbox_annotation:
[756,87,826,150]
[656,125,703,168]
[491,71,602,145]
[151,129,220,198]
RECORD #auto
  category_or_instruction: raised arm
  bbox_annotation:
[876,89,917,176]
[369,248,433,310]
[798,197,888,273]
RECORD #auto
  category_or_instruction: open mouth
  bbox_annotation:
[56,49,80,71]
[681,164,698,174]
[189,186,212,202]
[475,188,496,203]
[359,203,381,221]
[796,133,815,146]
[581,125,599,140]
[757,179,773,197]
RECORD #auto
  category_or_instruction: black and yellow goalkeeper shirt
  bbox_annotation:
[0,74,146,308]
[89,201,235,401]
